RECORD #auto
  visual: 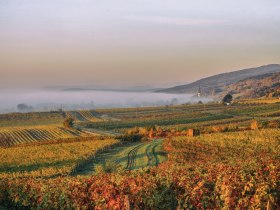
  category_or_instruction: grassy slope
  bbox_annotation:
[73,139,167,176]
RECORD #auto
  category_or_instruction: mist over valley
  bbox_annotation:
[0,88,211,113]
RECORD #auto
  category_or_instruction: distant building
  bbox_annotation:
[197,86,202,97]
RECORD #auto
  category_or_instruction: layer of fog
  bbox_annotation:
[0,90,212,113]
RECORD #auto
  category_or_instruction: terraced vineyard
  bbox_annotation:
[0,111,64,127]
[83,113,233,131]
[2,128,279,209]
[237,98,280,104]
[66,110,104,122]
[1,101,280,209]
[0,125,96,147]
[89,103,280,133]
[0,138,119,178]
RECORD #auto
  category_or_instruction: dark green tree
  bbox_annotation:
[222,94,233,105]
[63,117,74,128]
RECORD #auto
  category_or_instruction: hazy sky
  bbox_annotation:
[1,0,280,89]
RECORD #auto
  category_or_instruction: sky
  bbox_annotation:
[0,0,280,89]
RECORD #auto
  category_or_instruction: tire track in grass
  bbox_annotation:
[145,141,159,167]
[126,144,144,170]
[152,142,159,166]
[130,139,166,169]
[153,139,168,166]
[145,143,153,166]
[73,139,166,175]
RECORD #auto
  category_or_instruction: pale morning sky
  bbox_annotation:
[0,0,280,89]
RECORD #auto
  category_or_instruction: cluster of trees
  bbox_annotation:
[17,104,33,112]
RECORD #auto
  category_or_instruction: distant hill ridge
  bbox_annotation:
[159,64,280,96]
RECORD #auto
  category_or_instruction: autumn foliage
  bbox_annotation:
[1,129,279,209]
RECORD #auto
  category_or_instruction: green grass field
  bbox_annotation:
[72,139,167,176]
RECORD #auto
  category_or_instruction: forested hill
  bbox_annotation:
[219,71,280,99]
[158,64,280,96]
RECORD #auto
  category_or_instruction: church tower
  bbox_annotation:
[197,86,201,97]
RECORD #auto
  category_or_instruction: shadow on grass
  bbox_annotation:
[0,160,74,173]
